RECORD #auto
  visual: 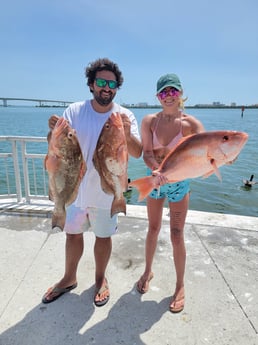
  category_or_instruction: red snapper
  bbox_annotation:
[93,112,128,217]
[45,117,86,230]
[130,130,248,201]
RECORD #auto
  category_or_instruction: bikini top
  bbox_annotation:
[152,115,183,150]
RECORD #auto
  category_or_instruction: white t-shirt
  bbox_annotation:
[63,100,140,210]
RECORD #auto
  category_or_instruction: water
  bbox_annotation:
[0,106,258,217]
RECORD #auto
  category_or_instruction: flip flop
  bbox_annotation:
[136,272,154,294]
[42,283,77,304]
[169,295,185,313]
[94,280,110,307]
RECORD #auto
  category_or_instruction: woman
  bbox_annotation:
[136,73,205,313]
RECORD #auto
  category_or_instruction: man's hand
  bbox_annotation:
[48,115,60,130]
[118,112,142,158]
[120,113,131,137]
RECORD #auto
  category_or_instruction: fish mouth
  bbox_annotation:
[110,113,123,127]
[222,131,249,163]
[241,132,249,140]
[233,131,249,143]
[234,131,249,149]
[226,130,248,142]
[54,118,70,137]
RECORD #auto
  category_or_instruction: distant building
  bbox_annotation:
[212,101,225,107]
[137,102,149,107]
[194,104,212,108]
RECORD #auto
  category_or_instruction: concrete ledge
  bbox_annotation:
[125,205,258,231]
[0,205,258,344]
[1,199,257,231]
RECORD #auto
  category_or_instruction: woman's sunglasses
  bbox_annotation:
[95,78,118,89]
[158,88,180,100]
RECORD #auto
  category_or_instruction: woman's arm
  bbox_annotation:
[141,115,160,170]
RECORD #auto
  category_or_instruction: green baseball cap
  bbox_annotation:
[156,74,182,93]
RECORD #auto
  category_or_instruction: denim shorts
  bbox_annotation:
[63,203,118,238]
[147,169,190,202]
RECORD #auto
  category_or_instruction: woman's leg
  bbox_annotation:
[169,193,189,312]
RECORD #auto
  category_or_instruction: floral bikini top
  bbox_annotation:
[152,115,183,150]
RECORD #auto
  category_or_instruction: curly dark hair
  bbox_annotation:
[85,58,124,90]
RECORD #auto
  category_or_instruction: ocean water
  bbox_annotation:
[0,106,257,217]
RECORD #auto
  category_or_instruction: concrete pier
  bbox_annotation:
[0,205,257,345]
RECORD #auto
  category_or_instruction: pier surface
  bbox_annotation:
[0,204,257,345]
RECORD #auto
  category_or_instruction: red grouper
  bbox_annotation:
[45,117,87,230]
[93,112,128,217]
[130,130,248,201]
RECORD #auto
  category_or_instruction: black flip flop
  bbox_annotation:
[94,281,110,307]
[42,283,77,304]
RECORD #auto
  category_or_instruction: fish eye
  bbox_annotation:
[105,123,110,129]
[223,135,229,141]
[68,132,73,138]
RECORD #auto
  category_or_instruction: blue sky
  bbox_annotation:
[1,0,257,106]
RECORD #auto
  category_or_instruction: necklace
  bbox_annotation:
[160,111,180,122]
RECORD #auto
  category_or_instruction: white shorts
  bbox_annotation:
[63,203,118,238]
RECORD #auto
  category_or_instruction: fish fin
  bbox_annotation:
[93,151,110,193]
[210,159,222,181]
[44,155,48,170]
[166,133,195,154]
[80,160,87,179]
[48,187,54,202]
[101,174,114,195]
[226,157,238,165]
[202,170,214,179]
[44,154,61,173]
[52,208,66,231]
[47,179,55,201]
[129,176,155,201]
[47,131,52,143]
[92,150,101,173]
[111,197,126,217]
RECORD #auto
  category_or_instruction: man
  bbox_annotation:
[42,58,142,307]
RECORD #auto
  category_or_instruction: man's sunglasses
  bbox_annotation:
[95,78,118,89]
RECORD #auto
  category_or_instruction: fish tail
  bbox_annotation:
[111,197,126,217]
[129,176,155,201]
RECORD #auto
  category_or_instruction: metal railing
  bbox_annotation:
[0,136,49,203]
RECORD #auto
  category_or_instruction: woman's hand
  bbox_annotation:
[152,170,168,186]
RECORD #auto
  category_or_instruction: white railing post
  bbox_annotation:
[20,140,31,203]
[1,136,49,203]
[11,140,22,202]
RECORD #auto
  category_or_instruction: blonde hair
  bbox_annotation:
[179,90,188,110]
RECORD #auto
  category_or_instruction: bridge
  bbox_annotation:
[0,97,73,107]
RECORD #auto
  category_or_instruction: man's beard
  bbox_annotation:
[94,90,115,106]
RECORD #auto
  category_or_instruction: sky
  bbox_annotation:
[1,0,258,107]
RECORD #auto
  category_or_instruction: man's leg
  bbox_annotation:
[94,236,112,305]
[42,233,83,303]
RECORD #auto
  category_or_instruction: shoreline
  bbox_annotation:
[1,105,258,109]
